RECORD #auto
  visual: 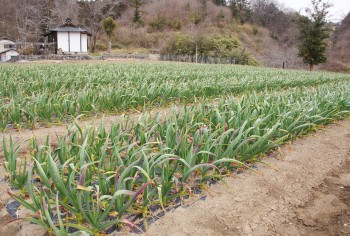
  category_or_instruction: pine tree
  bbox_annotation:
[296,0,332,70]
[39,3,53,42]
[133,0,143,26]
[212,0,226,6]
[199,0,208,19]
[228,0,251,23]
[229,1,239,19]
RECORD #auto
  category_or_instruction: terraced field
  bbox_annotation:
[0,62,349,236]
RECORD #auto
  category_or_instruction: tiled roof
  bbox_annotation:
[46,18,91,35]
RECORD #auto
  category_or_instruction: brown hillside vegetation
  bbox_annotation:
[0,0,303,68]
[0,0,349,70]
[114,0,232,51]
[327,12,350,71]
[104,0,303,68]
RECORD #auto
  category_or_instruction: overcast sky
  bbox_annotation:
[278,0,350,22]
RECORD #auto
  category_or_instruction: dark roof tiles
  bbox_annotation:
[49,26,89,33]
[46,18,91,36]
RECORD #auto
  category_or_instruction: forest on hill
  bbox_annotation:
[328,12,350,71]
[0,0,349,70]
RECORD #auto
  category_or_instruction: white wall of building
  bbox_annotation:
[0,50,19,62]
[57,32,69,52]
[69,32,81,52]
[81,34,88,53]
[56,32,88,53]
[0,43,4,53]
[0,40,16,52]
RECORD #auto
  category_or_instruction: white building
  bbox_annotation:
[45,18,91,54]
[0,38,19,62]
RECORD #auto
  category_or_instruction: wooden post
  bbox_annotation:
[195,43,198,63]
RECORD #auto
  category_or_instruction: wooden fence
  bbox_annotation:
[160,54,249,65]
[18,54,90,61]
[9,53,249,65]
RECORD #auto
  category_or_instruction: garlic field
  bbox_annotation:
[1,63,349,129]
[1,62,350,235]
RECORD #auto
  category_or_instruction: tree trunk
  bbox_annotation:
[309,64,314,71]
[91,26,100,53]
[91,35,97,53]
[108,41,112,53]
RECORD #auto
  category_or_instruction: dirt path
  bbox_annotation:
[127,119,350,236]
[0,97,223,157]
[0,105,185,156]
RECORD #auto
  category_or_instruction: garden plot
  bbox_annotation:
[0,62,350,235]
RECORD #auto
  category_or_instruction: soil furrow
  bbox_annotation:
[129,120,350,236]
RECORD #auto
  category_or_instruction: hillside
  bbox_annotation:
[101,0,303,68]
[326,12,350,71]
[1,0,348,70]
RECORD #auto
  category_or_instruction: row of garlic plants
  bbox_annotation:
[1,63,349,129]
[3,81,350,235]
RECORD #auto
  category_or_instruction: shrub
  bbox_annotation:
[149,15,168,32]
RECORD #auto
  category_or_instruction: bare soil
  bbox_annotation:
[0,98,220,157]
[0,105,181,157]
[130,119,350,236]
[0,120,349,236]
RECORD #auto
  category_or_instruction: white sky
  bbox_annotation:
[278,0,350,22]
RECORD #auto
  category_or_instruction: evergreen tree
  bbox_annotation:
[229,0,239,19]
[133,0,143,26]
[199,0,208,19]
[296,0,332,70]
[229,0,251,23]
[39,0,54,42]
[102,16,117,53]
[212,0,226,6]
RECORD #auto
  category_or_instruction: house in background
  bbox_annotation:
[45,18,91,54]
[0,37,19,62]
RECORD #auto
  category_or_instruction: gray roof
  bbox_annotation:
[45,18,91,36]
[0,39,16,44]
[46,26,92,36]
[0,48,19,54]
[49,26,89,33]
